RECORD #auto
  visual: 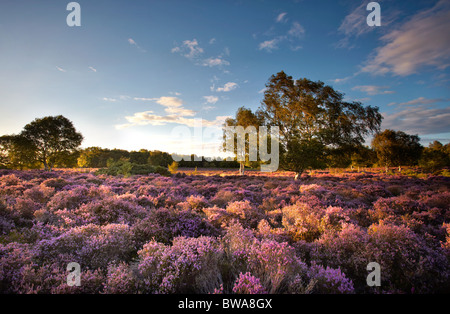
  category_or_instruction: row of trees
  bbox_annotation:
[0,116,239,170]
[1,71,448,175]
[223,71,449,176]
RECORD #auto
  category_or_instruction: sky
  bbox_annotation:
[0,0,449,157]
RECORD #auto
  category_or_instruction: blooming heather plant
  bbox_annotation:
[232,272,267,294]
[0,169,448,294]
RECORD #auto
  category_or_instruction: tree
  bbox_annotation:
[371,129,423,172]
[350,145,377,170]
[256,71,382,178]
[20,115,83,170]
[419,141,450,172]
[0,134,38,169]
[223,107,263,175]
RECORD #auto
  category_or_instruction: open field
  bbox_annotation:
[1,169,449,294]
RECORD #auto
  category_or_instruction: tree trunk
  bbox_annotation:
[239,161,245,175]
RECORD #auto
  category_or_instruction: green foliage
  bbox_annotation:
[96,158,171,177]
[255,71,382,175]
[351,145,377,168]
[372,129,423,170]
[19,115,83,170]
[0,135,39,169]
[419,141,450,172]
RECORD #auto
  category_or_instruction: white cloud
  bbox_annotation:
[88,66,97,72]
[216,82,238,92]
[331,76,352,84]
[361,0,450,76]
[258,38,279,51]
[352,85,395,95]
[102,97,117,102]
[116,111,229,129]
[203,96,219,104]
[276,12,288,23]
[288,22,305,38]
[128,38,146,52]
[172,39,204,59]
[134,97,157,101]
[209,38,216,44]
[259,21,305,52]
[117,96,220,129]
[202,57,230,67]
[56,66,66,72]
[160,97,196,116]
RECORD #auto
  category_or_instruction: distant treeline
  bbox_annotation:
[77,147,240,169]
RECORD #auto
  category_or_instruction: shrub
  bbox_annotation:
[138,236,223,293]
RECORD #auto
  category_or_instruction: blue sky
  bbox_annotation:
[0,0,449,157]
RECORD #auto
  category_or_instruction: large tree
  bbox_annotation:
[257,71,382,178]
[223,107,263,175]
[371,129,423,172]
[20,115,83,170]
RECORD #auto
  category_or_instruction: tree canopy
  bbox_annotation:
[0,115,83,170]
[226,71,382,176]
[371,129,423,171]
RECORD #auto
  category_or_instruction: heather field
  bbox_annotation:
[0,169,449,294]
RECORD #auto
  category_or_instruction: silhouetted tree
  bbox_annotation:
[20,115,83,170]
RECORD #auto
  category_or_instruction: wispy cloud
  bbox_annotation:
[128,38,146,52]
[102,97,117,102]
[276,12,288,23]
[288,22,305,38]
[336,1,398,49]
[382,105,450,135]
[56,66,66,72]
[172,39,204,59]
[396,97,449,106]
[258,19,306,52]
[203,95,219,104]
[172,39,230,68]
[88,66,97,72]
[202,57,230,67]
[330,76,352,84]
[258,38,280,52]
[352,85,395,95]
[216,82,238,92]
[361,0,450,76]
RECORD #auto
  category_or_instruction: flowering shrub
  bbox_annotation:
[138,236,223,293]
[232,272,267,294]
[0,169,448,293]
